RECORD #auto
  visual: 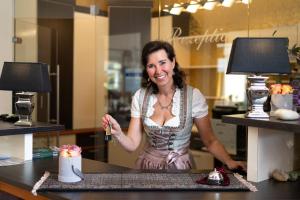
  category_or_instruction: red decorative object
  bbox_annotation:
[196,167,230,186]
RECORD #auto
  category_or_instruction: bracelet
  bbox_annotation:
[112,131,123,141]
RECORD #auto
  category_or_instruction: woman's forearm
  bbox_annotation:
[113,131,140,152]
[206,139,232,166]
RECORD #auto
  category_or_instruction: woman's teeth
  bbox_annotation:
[155,74,166,79]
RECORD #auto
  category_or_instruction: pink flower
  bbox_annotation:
[60,144,81,157]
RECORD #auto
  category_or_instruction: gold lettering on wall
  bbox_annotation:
[172,27,226,50]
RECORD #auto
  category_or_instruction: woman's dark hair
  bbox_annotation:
[141,40,185,94]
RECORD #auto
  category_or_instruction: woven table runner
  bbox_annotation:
[36,172,252,192]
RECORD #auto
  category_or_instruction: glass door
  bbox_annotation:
[14,18,59,124]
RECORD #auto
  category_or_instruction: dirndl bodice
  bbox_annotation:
[135,85,194,170]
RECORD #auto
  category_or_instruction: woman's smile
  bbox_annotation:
[154,73,167,80]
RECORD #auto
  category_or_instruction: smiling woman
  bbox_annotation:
[102,40,246,171]
[8,0,300,170]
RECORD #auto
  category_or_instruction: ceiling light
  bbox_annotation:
[162,4,169,12]
[221,0,235,7]
[186,1,200,13]
[242,0,252,4]
[170,3,183,15]
[203,0,217,10]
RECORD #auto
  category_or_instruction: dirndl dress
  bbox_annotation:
[135,85,195,170]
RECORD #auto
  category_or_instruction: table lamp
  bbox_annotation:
[0,62,51,126]
[226,37,291,118]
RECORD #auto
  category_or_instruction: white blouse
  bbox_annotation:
[131,87,208,127]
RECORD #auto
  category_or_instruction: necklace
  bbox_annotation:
[157,98,173,109]
[157,89,175,110]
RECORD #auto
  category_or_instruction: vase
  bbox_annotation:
[58,154,82,183]
[270,94,293,116]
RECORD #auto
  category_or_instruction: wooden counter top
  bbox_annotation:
[0,121,64,136]
[0,158,299,200]
[222,114,300,133]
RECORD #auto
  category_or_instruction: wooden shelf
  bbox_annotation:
[33,127,105,137]
[205,96,225,100]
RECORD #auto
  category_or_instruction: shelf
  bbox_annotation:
[205,96,225,100]
[0,121,64,136]
[34,127,105,137]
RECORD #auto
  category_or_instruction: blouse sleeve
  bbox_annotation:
[131,89,142,118]
[192,88,208,119]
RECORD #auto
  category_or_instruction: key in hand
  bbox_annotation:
[105,122,112,141]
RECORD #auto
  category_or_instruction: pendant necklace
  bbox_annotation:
[158,98,173,109]
[157,90,175,110]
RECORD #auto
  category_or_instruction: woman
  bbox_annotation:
[102,40,246,170]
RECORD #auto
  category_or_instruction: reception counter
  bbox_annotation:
[0,121,64,160]
[223,114,299,182]
[0,157,299,200]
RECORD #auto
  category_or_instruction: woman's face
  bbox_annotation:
[146,49,175,89]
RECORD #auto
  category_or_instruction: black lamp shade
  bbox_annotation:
[226,37,291,75]
[0,62,51,92]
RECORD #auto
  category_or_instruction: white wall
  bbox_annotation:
[0,0,14,114]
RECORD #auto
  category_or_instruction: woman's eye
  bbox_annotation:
[159,61,166,65]
[147,64,154,68]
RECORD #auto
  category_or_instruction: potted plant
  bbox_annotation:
[290,44,300,65]
[269,83,294,116]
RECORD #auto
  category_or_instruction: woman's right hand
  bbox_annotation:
[102,114,122,138]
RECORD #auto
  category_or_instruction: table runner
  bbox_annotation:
[36,172,253,192]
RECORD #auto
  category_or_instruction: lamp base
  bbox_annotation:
[15,92,34,127]
[246,76,269,118]
[246,108,269,118]
[14,119,32,127]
